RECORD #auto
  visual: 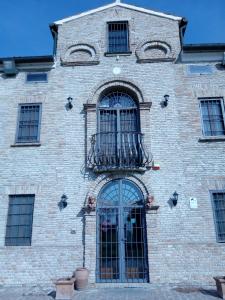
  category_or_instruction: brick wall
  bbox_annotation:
[0,5,224,287]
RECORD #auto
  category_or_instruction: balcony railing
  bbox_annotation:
[87,131,152,172]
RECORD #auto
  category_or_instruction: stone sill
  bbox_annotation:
[11,143,41,147]
[198,136,225,142]
[104,51,132,57]
[61,61,99,66]
[137,57,175,64]
[146,205,160,214]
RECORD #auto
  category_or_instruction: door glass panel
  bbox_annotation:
[123,207,147,282]
[98,208,119,281]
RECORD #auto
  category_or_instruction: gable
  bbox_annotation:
[53,2,182,25]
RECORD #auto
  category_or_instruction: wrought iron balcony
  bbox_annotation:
[87,131,152,172]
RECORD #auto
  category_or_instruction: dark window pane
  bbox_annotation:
[108,22,129,53]
[5,195,35,246]
[16,104,41,143]
[200,99,225,136]
[27,73,47,82]
[213,192,225,242]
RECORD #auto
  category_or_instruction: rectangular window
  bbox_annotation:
[108,21,129,53]
[16,103,41,143]
[200,98,225,136]
[211,192,225,242]
[5,195,35,246]
[188,65,213,75]
[26,73,48,83]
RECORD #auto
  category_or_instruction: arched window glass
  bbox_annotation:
[98,179,143,207]
[99,91,137,108]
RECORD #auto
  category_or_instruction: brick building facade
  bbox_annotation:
[0,1,225,287]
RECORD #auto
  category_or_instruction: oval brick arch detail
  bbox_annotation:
[88,78,147,105]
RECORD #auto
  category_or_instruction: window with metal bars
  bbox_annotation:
[200,98,225,136]
[5,195,35,246]
[211,192,225,242]
[16,103,41,143]
[108,21,129,53]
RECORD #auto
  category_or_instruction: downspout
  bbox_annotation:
[50,24,58,61]
[178,18,188,63]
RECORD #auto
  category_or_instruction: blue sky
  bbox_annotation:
[0,0,224,57]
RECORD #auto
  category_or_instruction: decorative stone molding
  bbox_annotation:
[88,78,146,104]
[139,102,152,111]
[136,40,175,63]
[61,43,100,66]
[83,103,96,112]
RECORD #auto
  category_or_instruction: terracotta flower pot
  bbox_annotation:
[75,267,89,290]
[55,277,75,300]
[214,276,225,299]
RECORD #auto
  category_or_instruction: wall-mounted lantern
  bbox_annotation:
[171,191,179,206]
[58,194,68,210]
[162,94,170,107]
[67,97,73,110]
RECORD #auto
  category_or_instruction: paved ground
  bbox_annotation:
[0,285,221,300]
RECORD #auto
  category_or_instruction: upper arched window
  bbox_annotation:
[98,88,139,134]
[99,90,137,108]
[94,88,142,169]
[87,87,150,171]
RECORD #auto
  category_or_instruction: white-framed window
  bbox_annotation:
[199,98,225,136]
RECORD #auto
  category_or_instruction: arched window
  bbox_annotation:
[96,89,141,169]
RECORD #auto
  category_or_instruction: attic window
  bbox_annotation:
[187,65,213,75]
[107,21,129,53]
[26,72,48,83]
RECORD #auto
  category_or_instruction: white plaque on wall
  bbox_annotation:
[190,197,198,209]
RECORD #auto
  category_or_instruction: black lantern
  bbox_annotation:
[171,191,178,206]
[67,97,73,109]
[58,194,68,210]
[163,94,170,107]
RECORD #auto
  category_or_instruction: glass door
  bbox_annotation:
[96,179,149,283]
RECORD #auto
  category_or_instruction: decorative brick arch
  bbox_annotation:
[85,173,152,208]
[87,78,147,105]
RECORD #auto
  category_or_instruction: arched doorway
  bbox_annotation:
[96,179,149,283]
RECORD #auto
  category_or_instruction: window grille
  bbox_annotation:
[212,192,225,242]
[5,195,35,246]
[200,99,225,136]
[16,104,41,143]
[26,73,48,82]
[108,22,129,53]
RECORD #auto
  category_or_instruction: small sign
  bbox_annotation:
[190,197,198,209]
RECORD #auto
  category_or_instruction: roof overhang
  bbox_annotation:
[52,2,183,26]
